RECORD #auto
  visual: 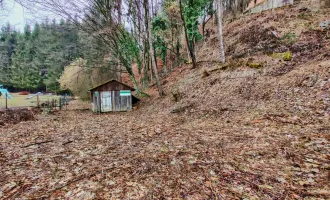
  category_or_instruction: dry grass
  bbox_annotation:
[0,93,61,109]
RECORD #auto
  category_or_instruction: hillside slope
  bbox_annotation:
[135,5,330,198]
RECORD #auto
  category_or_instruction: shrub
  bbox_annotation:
[281,33,297,45]
[271,51,292,61]
[170,87,181,102]
[247,62,263,69]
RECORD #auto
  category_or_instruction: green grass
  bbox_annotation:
[0,93,61,108]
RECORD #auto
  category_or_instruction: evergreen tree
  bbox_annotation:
[11,25,42,89]
[0,23,17,86]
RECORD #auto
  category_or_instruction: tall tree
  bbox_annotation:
[179,0,197,68]
[145,0,164,96]
[0,23,17,86]
[179,0,211,68]
[217,0,225,63]
[11,25,42,89]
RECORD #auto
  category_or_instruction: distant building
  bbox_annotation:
[245,0,294,13]
[88,80,140,113]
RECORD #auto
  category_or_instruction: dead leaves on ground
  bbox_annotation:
[0,100,329,199]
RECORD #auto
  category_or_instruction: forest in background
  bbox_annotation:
[0,0,252,98]
[2,0,329,99]
[0,20,113,94]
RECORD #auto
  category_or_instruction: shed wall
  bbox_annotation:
[90,80,134,112]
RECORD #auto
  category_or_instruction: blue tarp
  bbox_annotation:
[25,92,43,100]
[0,89,13,99]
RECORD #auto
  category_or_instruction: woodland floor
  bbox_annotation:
[0,95,329,199]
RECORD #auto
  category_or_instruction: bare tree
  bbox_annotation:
[326,0,330,7]
[217,0,225,63]
[145,0,164,96]
[179,0,197,68]
[10,0,155,95]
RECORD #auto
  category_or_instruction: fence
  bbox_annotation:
[41,96,71,113]
[0,92,73,112]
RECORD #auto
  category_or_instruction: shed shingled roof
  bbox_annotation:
[88,79,135,91]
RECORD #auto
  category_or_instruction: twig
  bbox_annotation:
[35,165,117,199]
[62,140,73,145]
[21,140,54,148]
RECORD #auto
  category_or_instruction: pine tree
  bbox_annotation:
[0,23,17,86]
[11,25,42,89]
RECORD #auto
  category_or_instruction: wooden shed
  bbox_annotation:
[88,80,139,113]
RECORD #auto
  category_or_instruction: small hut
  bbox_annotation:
[88,80,139,113]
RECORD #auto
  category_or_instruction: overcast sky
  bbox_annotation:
[0,1,27,31]
[0,0,63,31]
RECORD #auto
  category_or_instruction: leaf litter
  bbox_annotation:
[1,77,329,199]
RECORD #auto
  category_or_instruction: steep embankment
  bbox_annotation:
[147,6,330,117]
[135,5,330,198]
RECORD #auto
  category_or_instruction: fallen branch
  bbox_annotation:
[62,140,73,145]
[21,140,54,148]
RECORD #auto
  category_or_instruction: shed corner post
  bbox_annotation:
[37,94,40,108]
[129,92,132,111]
[90,91,93,112]
[5,93,8,110]
[98,91,101,114]
[112,91,115,112]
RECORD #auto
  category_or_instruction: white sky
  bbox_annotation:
[0,0,27,31]
[0,0,61,31]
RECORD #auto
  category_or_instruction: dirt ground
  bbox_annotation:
[0,89,329,200]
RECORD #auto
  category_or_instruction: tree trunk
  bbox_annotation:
[179,0,197,68]
[187,47,190,63]
[129,74,148,96]
[213,0,217,25]
[149,55,153,82]
[155,0,159,15]
[145,0,164,96]
[117,0,122,23]
[234,0,238,16]
[217,0,226,64]
[151,0,154,16]
[176,39,180,66]
[117,0,122,81]
[142,50,149,89]
[326,0,330,7]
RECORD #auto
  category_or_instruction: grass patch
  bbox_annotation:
[297,13,312,20]
[0,93,61,108]
[271,51,292,61]
[281,33,297,45]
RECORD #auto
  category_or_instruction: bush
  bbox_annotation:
[271,51,292,61]
[247,62,263,69]
[18,91,30,95]
[170,87,181,102]
[281,33,297,45]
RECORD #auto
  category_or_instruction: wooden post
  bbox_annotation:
[5,93,8,110]
[37,94,40,108]
[59,98,62,110]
